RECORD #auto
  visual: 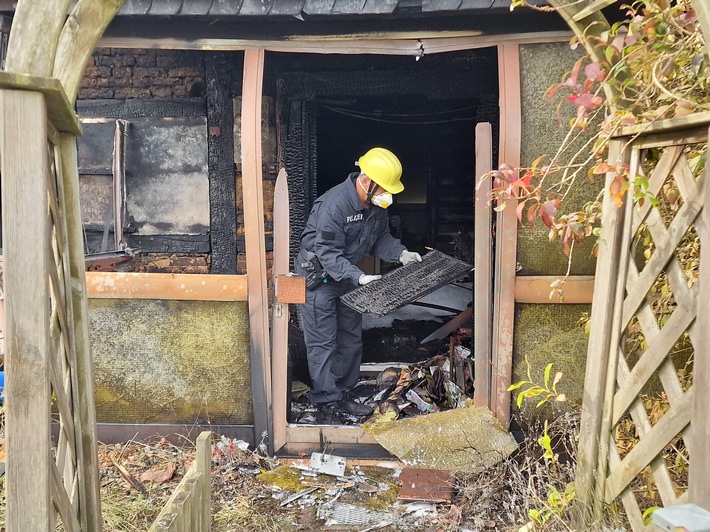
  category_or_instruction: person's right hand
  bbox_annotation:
[358,274,382,285]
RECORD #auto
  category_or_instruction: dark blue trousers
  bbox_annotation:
[297,256,362,404]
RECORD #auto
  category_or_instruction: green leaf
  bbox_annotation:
[543,363,553,388]
[642,506,661,525]
[529,509,541,523]
[508,381,527,392]
[536,396,551,408]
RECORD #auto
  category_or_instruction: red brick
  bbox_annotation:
[78,88,115,99]
[167,67,202,78]
[135,53,157,67]
[156,54,180,68]
[151,86,174,98]
[114,87,152,99]
[134,67,166,78]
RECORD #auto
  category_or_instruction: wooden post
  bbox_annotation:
[206,53,238,274]
[574,139,629,524]
[1,88,53,531]
[271,169,289,451]
[241,49,273,452]
[59,132,103,531]
[491,44,521,426]
[52,0,126,103]
[689,126,710,508]
[196,431,212,532]
[473,122,493,409]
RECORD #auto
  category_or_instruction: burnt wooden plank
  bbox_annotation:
[77,99,206,118]
[206,54,238,274]
[93,234,275,256]
[124,234,210,253]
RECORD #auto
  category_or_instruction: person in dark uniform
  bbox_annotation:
[296,147,422,419]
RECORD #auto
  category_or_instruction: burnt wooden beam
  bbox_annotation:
[206,53,238,274]
[77,98,206,118]
[124,234,210,253]
[237,234,273,253]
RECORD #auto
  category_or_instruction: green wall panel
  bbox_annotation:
[518,42,597,276]
[512,303,590,414]
[89,299,252,425]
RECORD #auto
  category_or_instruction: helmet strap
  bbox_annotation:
[365,178,378,204]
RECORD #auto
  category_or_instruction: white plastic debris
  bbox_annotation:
[403,502,438,518]
[455,345,472,358]
[310,452,346,477]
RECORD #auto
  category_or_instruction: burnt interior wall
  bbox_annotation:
[268,50,499,266]
[78,50,254,428]
[78,48,221,274]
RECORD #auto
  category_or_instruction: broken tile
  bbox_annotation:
[397,468,455,503]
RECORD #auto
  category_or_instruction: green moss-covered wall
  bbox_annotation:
[512,303,590,415]
[509,43,599,421]
[88,299,252,425]
[518,42,597,276]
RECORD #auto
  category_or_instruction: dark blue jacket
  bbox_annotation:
[300,173,406,283]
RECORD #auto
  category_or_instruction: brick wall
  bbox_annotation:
[78,48,206,100]
[77,49,279,285]
[132,253,210,274]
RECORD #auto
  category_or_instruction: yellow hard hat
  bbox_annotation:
[358,147,404,194]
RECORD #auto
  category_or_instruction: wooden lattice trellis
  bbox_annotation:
[0,2,125,529]
[576,114,710,530]
[1,74,101,531]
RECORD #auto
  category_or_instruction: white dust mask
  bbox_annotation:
[371,192,393,209]
[359,176,393,208]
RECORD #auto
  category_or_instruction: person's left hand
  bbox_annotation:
[399,250,422,266]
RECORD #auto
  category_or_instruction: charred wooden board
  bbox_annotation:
[340,250,472,316]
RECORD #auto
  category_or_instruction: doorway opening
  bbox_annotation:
[269,48,499,424]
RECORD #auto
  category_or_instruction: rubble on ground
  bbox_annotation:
[292,332,475,426]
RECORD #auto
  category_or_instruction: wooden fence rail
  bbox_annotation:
[149,431,212,532]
